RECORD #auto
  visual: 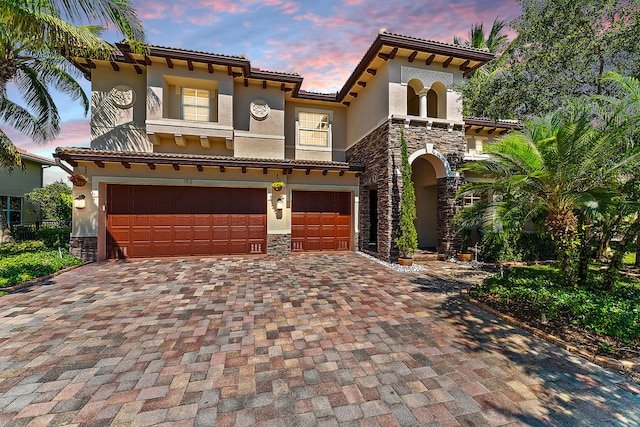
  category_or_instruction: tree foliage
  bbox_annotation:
[453,18,509,54]
[0,0,146,169]
[24,181,72,222]
[457,79,640,287]
[459,0,640,119]
[394,128,418,258]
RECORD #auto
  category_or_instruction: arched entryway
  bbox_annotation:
[411,156,438,248]
[409,149,453,250]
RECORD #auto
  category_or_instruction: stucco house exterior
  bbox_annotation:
[55,31,519,262]
[1,149,55,229]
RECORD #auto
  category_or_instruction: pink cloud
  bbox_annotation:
[7,119,91,158]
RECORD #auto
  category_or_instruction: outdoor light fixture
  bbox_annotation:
[74,194,86,209]
[276,196,284,210]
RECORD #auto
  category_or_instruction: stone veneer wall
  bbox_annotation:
[70,237,98,262]
[347,118,467,261]
[346,122,392,261]
[437,177,464,254]
[266,234,291,257]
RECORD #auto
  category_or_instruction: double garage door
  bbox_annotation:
[106,185,351,259]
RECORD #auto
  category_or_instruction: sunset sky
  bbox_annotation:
[6,0,521,182]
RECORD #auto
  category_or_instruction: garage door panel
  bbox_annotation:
[212,215,230,226]
[173,227,192,240]
[131,215,150,226]
[192,241,211,255]
[152,227,172,241]
[152,215,173,226]
[230,215,249,226]
[109,215,130,227]
[129,243,151,258]
[172,215,192,226]
[291,191,351,252]
[248,226,265,239]
[131,228,151,241]
[107,185,266,258]
[193,215,211,226]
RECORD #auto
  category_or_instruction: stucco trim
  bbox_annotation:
[409,147,455,178]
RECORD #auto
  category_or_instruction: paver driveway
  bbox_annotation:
[0,253,638,426]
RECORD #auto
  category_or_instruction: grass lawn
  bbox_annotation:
[0,242,82,294]
[469,263,640,358]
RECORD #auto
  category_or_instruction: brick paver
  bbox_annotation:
[0,253,638,426]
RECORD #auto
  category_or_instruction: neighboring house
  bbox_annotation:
[55,31,519,262]
[1,149,56,230]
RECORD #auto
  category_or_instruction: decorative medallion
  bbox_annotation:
[110,85,136,109]
[250,99,270,121]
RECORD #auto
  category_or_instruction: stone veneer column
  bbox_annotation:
[266,234,291,256]
[348,119,467,261]
[70,236,98,262]
[346,121,392,261]
[437,176,464,255]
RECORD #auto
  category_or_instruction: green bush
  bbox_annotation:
[0,250,81,287]
[471,266,640,343]
[0,240,46,255]
[36,227,71,249]
[480,231,556,262]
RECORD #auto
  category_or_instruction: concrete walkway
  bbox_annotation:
[0,253,638,426]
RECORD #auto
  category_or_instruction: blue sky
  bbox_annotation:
[6,0,520,183]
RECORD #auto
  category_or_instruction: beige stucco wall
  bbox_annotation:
[346,62,390,149]
[71,161,359,258]
[231,84,285,159]
[284,101,347,162]
[387,57,465,123]
[91,64,150,152]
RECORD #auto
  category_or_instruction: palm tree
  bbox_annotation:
[453,18,509,54]
[0,0,145,169]
[457,103,639,286]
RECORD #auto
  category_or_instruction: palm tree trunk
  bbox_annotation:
[576,218,591,287]
[605,218,640,289]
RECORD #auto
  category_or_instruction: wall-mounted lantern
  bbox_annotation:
[74,194,86,209]
[276,196,284,210]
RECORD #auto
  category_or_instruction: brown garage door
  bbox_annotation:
[107,185,266,258]
[291,191,351,252]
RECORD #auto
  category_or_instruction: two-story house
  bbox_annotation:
[55,31,519,262]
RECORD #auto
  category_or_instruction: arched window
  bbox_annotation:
[407,78,423,117]
[429,82,447,119]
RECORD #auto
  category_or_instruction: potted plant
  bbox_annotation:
[69,174,89,187]
[271,181,285,191]
[394,128,418,266]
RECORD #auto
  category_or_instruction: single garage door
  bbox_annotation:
[291,190,351,252]
[107,185,266,258]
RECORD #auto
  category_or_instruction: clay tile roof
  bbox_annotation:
[16,148,56,165]
[54,147,365,171]
[146,43,248,60]
[380,31,492,54]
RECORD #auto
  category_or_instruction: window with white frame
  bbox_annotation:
[297,110,331,148]
[182,88,210,121]
[1,196,22,227]
[463,193,483,208]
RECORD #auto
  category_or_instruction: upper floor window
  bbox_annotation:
[298,111,331,148]
[182,88,210,121]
